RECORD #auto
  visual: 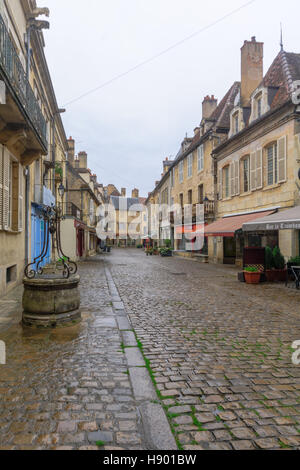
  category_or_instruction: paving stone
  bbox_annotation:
[129,367,156,401]
[124,348,145,367]
[88,431,113,444]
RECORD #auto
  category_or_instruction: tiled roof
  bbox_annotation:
[110,196,142,211]
[262,50,300,109]
[210,81,240,128]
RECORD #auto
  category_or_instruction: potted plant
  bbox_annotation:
[265,246,275,282]
[55,163,63,182]
[159,247,172,257]
[244,266,261,284]
[272,246,287,281]
[146,247,153,256]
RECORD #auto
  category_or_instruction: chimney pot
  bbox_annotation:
[241,37,264,106]
[202,95,218,119]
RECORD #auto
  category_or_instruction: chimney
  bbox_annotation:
[132,188,139,198]
[121,188,126,197]
[67,137,75,166]
[78,151,87,169]
[202,95,218,120]
[241,37,264,107]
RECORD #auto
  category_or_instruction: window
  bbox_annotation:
[257,96,262,118]
[198,185,204,204]
[188,190,192,205]
[224,167,230,198]
[232,112,239,135]
[197,145,204,172]
[171,168,175,187]
[267,143,278,186]
[179,161,184,183]
[0,147,23,232]
[243,157,250,193]
[179,193,183,207]
[187,153,193,178]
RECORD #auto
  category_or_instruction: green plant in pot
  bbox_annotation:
[265,246,275,282]
[268,246,286,282]
[244,266,261,285]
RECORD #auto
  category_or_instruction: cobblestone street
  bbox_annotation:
[0,256,156,451]
[0,248,300,450]
[109,249,300,450]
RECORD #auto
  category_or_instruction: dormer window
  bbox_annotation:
[250,88,270,123]
[229,107,243,138]
[234,113,239,134]
[257,95,262,118]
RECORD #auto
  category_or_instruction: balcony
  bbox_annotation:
[0,14,48,162]
[63,202,83,221]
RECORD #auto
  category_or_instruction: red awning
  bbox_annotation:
[176,224,206,234]
[205,210,276,237]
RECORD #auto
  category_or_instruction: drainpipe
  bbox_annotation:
[24,167,30,265]
[24,25,32,266]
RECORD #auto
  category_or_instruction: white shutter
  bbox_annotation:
[230,162,234,197]
[18,164,23,231]
[0,144,3,230]
[235,160,240,196]
[2,149,9,230]
[256,148,263,189]
[218,168,223,200]
[250,152,256,191]
[278,136,287,183]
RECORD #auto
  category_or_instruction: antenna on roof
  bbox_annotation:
[280,23,284,52]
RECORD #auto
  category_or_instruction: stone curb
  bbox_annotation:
[105,265,177,451]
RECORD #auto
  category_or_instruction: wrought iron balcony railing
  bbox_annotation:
[63,202,83,221]
[0,14,47,148]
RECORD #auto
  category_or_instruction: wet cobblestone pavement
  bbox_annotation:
[108,249,300,451]
[0,249,300,451]
[0,257,149,450]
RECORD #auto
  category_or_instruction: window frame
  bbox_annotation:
[197,145,204,173]
[187,153,193,178]
[266,143,278,186]
[178,161,184,184]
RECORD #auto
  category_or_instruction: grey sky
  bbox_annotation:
[44,0,300,196]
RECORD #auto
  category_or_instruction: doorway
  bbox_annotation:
[224,237,236,265]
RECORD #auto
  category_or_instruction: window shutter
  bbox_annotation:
[18,164,23,231]
[278,136,287,183]
[250,152,256,191]
[0,144,3,230]
[218,168,223,200]
[230,162,235,197]
[2,149,9,230]
[235,160,240,195]
[256,148,263,189]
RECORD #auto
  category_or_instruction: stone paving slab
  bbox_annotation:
[122,331,138,347]
[125,348,145,367]
[139,403,177,450]
[129,367,157,401]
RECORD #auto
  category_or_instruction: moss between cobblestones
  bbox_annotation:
[96,441,105,448]
[132,330,182,450]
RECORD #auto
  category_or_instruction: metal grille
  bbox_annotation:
[0,14,47,148]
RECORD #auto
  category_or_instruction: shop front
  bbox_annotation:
[206,209,276,266]
[243,206,300,261]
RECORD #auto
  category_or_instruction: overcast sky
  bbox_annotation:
[44,0,299,196]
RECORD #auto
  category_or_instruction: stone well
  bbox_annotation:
[22,275,81,328]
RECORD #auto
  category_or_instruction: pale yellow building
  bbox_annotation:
[207,39,300,265]
[0,0,68,296]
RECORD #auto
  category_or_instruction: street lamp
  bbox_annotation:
[58,182,65,200]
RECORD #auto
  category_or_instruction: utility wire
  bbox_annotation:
[63,0,257,107]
